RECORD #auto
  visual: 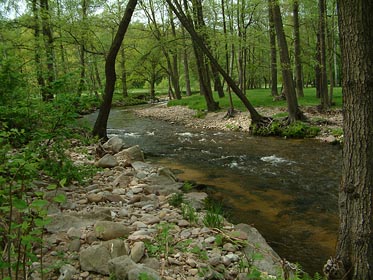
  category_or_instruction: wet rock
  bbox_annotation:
[94,221,132,240]
[58,264,77,280]
[131,241,145,263]
[80,239,128,275]
[96,154,119,168]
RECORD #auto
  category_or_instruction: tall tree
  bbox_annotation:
[293,0,304,98]
[267,0,278,97]
[40,0,55,101]
[270,0,305,122]
[324,0,373,279]
[318,0,329,110]
[166,0,265,124]
[93,0,138,139]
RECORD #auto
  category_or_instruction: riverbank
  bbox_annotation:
[31,137,289,280]
[132,103,343,143]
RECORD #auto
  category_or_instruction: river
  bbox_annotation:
[86,107,341,275]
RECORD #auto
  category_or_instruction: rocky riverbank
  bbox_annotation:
[133,103,343,143]
[32,137,288,280]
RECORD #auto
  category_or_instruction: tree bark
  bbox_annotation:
[77,0,88,96]
[319,0,329,110]
[270,0,304,122]
[166,0,265,123]
[325,1,373,279]
[293,0,304,98]
[92,0,138,139]
[40,0,55,101]
[268,0,278,97]
[120,46,128,97]
[181,27,192,96]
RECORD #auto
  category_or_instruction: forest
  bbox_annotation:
[0,0,372,280]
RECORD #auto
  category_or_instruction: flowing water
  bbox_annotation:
[86,107,341,275]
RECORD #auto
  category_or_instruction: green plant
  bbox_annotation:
[181,203,198,224]
[203,200,225,229]
[145,223,174,258]
[191,246,208,260]
[168,193,184,207]
[181,181,194,192]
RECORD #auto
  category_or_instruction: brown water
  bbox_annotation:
[86,107,341,275]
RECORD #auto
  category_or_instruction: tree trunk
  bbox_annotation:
[270,0,304,122]
[182,28,192,96]
[166,0,265,123]
[319,0,329,110]
[92,0,138,139]
[325,1,373,279]
[40,0,55,101]
[77,0,88,96]
[268,0,278,97]
[191,0,219,111]
[120,47,128,97]
[293,0,304,98]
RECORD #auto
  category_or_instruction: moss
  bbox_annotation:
[251,120,320,138]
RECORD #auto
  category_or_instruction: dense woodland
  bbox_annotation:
[0,0,372,279]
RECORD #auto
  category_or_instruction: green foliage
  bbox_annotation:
[181,203,198,224]
[251,121,320,138]
[168,193,184,207]
[203,199,225,229]
[145,223,174,258]
[181,181,195,192]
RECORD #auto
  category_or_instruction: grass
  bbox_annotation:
[168,87,342,112]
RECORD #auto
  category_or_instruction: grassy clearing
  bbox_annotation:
[168,87,342,111]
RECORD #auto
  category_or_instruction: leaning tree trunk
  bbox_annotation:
[166,0,265,124]
[92,0,138,139]
[270,0,305,122]
[324,1,373,280]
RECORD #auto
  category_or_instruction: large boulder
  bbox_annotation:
[235,223,282,276]
[80,239,128,275]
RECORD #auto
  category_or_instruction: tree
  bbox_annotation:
[318,0,329,110]
[267,0,278,97]
[323,1,373,279]
[166,0,265,124]
[92,0,138,139]
[293,0,304,98]
[270,0,305,122]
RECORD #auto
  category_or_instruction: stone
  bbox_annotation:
[108,255,138,279]
[184,192,208,210]
[142,258,160,270]
[223,243,236,252]
[58,264,77,280]
[86,193,103,203]
[80,239,128,275]
[128,266,160,280]
[68,239,81,252]
[112,173,131,188]
[178,219,190,227]
[131,241,145,263]
[94,221,132,241]
[67,227,81,239]
[235,223,281,276]
[103,193,124,203]
[96,154,119,168]
[116,146,145,163]
[103,136,125,154]
[205,236,216,243]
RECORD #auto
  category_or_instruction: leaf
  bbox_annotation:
[47,184,57,190]
[34,217,52,227]
[59,178,67,187]
[53,193,66,204]
[31,199,48,209]
[13,198,28,210]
